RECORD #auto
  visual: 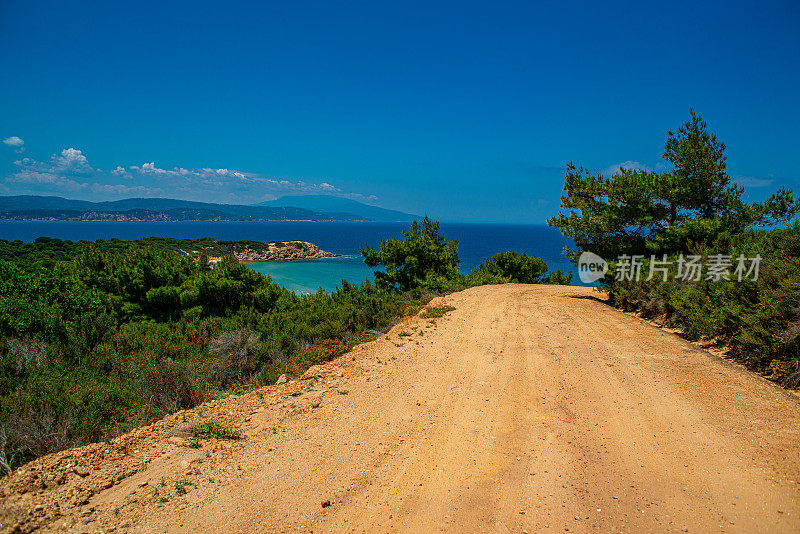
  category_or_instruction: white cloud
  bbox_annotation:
[111,165,132,178]
[90,183,165,196]
[2,136,25,153]
[319,182,337,191]
[341,192,380,203]
[139,162,173,175]
[7,170,88,192]
[3,146,369,203]
[52,148,93,174]
[2,136,24,147]
[734,175,774,188]
[602,160,653,176]
[14,148,94,176]
[601,160,669,176]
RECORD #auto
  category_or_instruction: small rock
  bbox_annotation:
[179,459,190,470]
[276,374,287,385]
[302,365,324,379]
[73,466,89,477]
[321,500,331,508]
[82,516,95,524]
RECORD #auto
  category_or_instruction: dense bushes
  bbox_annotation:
[475,251,572,285]
[478,251,548,283]
[609,225,800,386]
[0,243,410,472]
[0,236,303,267]
[549,111,799,387]
[0,221,568,472]
[210,329,262,388]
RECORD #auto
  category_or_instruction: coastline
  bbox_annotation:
[205,240,339,263]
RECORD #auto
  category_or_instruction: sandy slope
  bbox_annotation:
[2,284,799,533]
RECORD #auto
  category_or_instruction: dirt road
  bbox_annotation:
[3,284,799,533]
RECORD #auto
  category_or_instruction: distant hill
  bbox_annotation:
[258,195,417,222]
[0,196,367,222]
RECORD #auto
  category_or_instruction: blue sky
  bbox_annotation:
[1,0,798,222]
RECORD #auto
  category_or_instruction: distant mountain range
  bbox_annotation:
[258,195,417,222]
[0,195,416,222]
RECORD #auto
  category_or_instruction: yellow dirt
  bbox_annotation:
[2,284,799,533]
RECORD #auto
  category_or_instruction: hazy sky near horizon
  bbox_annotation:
[1,0,798,222]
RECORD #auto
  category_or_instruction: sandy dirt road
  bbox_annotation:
[3,284,799,533]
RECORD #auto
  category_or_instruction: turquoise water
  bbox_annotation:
[0,221,579,293]
[244,256,373,294]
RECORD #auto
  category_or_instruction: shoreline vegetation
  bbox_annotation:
[0,221,570,474]
[0,237,339,264]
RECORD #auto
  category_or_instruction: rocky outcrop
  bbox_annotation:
[206,241,338,263]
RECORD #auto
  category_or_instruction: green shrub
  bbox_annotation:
[361,216,460,291]
[607,225,800,385]
[477,251,548,284]
[209,329,261,388]
[420,305,456,319]
[542,269,573,285]
[187,419,241,440]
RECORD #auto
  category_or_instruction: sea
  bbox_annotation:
[0,221,580,293]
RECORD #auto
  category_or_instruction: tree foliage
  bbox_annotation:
[478,251,548,284]
[548,110,798,262]
[547,110,799,387]
[361,216,460,291]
